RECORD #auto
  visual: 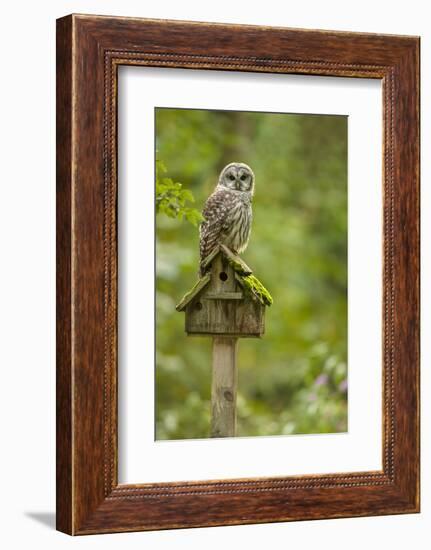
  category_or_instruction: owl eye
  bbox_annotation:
[240,174,247,181]
[228,174,235,181]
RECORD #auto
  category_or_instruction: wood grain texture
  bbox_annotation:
[211,337,238,437]
[56,14,420,535]
[56,15,73,535]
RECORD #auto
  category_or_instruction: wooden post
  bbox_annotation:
[210,252,238,437]
[211,337,238,437]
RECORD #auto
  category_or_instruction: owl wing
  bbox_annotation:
[199,187,232,274]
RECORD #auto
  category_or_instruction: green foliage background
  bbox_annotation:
[155,108,348,440]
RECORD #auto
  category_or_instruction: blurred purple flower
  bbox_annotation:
[314,374,329,387]
[338,379,348,392]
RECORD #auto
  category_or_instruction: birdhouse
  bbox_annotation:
[176,244,272,337]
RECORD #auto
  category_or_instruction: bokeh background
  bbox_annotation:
[155,108,347,440]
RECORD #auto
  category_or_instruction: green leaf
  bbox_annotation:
[155,155,201,227]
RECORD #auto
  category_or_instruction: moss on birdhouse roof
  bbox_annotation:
[175,273,211,311]
[176,246,273,310]
[235,273,273,307]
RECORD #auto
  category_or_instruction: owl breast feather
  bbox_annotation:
[199,188,252,275]
[221,196,252,254]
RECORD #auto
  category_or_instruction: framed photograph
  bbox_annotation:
[56,14,420,535]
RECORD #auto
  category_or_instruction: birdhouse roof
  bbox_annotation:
[176,244,273,311]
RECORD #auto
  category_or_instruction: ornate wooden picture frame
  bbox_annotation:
[56,14,420,535]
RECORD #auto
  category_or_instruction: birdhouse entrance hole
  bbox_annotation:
[219,271,228,281]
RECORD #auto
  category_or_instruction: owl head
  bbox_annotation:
[218,162,255,194]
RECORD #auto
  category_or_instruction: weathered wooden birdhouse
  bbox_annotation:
[176,244,272,337]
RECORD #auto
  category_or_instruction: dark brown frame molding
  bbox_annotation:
[56,14,420,535]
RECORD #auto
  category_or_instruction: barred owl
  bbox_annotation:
[199,162,254,276]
